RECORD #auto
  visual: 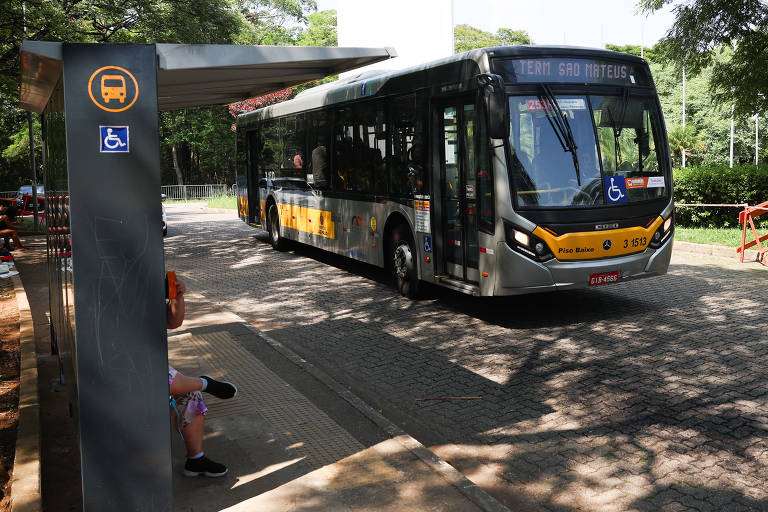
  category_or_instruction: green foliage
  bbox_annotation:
[235,0,317,45]
[667,123,703,167]
[605,43,662,63]
[640,0,768,118]
[159,106,237,185]
[454,24,531,53]
[673,164,768,227]
[296,10,336,46]
[650,50,767,167]
[0,0,324,189]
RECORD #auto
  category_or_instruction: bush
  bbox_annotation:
[673,164,768,228]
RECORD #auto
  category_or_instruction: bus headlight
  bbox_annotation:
[649,214,674,249]
[513,229,530,247]
[504,221,553,262]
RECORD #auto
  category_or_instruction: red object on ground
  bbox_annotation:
[737,201,768,265]
[17,194,45,223]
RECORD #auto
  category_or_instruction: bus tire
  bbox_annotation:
[267,203,286,251]
[391,224,420,298]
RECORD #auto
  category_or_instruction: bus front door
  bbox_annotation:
[246,131,261,225]
[438,102,479,283]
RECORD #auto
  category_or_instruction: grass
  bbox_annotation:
[206,195,236,210]
[161,196,236,209]
[674,227,758,247]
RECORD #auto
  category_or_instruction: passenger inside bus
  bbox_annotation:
[311,144,327,188]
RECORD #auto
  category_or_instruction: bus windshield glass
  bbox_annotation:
[508,94,667,208]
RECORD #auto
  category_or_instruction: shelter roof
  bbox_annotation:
[19,41,396,113]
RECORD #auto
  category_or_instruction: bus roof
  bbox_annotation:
[237,45,648,124]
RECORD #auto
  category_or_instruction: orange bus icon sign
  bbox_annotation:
[88,66,139,112]
[101,75,127,103]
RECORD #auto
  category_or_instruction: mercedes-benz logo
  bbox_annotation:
[603,239,612,251]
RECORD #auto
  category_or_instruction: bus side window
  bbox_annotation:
[307,110,330,189]
[332,103,384,195]
[283,114,306,182]
[332,109,351,191]
[260,119,280,182]
[388,94,428,198]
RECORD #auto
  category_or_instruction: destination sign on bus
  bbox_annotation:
[494,58,651,86]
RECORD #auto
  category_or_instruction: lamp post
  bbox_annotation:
[730,96,735,168]
[682,66,686,168]
[754,113,759,165]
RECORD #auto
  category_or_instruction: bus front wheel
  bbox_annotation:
[267,204,286,251]
[391,225,420,298]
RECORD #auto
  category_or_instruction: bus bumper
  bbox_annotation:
[493,235,674,296]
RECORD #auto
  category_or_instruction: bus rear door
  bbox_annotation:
[436,100,480,283]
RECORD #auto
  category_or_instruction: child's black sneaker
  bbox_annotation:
[183,455,228,477]
[200,375,237,399]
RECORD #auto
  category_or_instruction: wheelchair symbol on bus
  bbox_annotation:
[100,126,129,153]
[604,176,627,203]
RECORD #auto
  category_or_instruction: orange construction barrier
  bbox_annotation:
[737,201,768,265]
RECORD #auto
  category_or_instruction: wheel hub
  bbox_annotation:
[394,243,411,279]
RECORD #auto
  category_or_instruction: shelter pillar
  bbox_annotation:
[62,43,171,511]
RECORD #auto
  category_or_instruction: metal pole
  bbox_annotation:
[682,66,686,168]
[27,111,39,231]
[730,98,735,168]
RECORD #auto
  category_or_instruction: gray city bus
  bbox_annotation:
[236,46,674,297]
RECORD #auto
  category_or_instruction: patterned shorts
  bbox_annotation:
[169,365,208,428]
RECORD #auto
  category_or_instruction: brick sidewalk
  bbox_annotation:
[164,206,768,512]
[168,294,497,511]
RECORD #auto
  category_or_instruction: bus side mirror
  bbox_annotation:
[477,74,508,140]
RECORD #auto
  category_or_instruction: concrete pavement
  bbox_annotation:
[11,235,508,511]
[168,293,503,511]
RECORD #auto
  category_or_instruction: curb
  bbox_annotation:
[9,274,42,512]
[188,287,511,512]
[673,240,761,262]
[244,324,512,512]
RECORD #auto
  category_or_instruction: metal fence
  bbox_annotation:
[0,190,17,200]
[160,184,235,201]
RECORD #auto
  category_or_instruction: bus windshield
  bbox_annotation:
[508,94,667,208]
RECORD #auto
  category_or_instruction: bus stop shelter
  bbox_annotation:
[18,41,395,511]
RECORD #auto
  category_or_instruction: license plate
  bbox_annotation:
[589,271,619,286]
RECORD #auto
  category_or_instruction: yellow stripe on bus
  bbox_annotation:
[277,202,336,239]
[237,196,248,217]
[533,217,663,260]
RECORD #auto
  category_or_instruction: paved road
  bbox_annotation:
[164,205,768,512]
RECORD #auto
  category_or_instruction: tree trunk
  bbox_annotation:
[172,144,184,185]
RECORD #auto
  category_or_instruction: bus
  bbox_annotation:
[235,46,674,297]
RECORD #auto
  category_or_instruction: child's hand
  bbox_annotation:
[175,279,186,297]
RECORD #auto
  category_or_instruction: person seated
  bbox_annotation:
[167,278,237,477]
[0,206,24,251]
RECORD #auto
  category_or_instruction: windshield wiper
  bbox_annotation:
[608,87,630,168]
[539,85,581,186]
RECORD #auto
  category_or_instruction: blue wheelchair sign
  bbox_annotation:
[100,126,129,153]
[423,235,432,253]
[604,176,627,203]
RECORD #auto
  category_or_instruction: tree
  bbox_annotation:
[605,43,662,63]
[296,9,336,46]
[235,0,317,45]
[667,123,703,166]
[0,0,245,189]
[640,0,768,117]
[454,24,531,54]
